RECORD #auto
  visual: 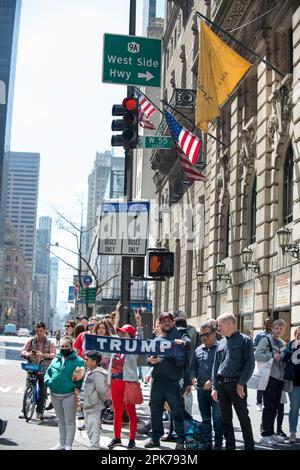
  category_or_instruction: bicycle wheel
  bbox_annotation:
[23,384,35,422]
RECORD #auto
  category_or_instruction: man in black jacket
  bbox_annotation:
[145,312,191,450]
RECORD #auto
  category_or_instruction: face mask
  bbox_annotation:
[61,348,72,357]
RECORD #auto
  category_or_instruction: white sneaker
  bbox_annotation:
[64,446,72,450]
[49,443,65,450]
[260,436,276,447]
[271,434,285,443]
[256,404,263,411]
[289,433,296,443]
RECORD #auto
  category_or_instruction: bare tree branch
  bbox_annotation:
[47,249,78,271]
[87,229,98,266]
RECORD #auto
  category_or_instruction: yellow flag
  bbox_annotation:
[196,21,251,132]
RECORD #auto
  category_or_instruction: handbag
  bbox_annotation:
[247,358,274,391]
[124,381,144,405]
[284,361,295,381]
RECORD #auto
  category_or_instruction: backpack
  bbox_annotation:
[184,416,211,450]
[0,419,7,436]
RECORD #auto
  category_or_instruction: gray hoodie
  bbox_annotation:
[254,333,286,381]
[82,367,108,412]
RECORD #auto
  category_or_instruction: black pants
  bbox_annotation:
[261,377,283,437]
[217,380,254,450]
[276,403,284,432]
[257,390,263,405]
[150,380,185,444]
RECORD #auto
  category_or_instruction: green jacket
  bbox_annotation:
[44,350,84,394]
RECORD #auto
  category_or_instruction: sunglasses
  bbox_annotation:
[200,332,212,338]
[65,324,73,328]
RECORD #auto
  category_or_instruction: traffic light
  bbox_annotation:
[148,250,174,278]
[111,97,139,149]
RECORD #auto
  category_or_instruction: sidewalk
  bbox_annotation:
[75,382,178,450]
[74,384,300,451]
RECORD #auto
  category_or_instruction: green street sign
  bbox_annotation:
[145,136,172,149]
[80,287,97,304]
[102,33,162,87]
[137,136,173,149]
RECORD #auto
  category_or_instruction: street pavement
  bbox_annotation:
[1,334,300,451]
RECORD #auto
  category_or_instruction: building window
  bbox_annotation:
[250,177,257,244]
[220,202,230,260]
[225,206,230,259]
[283,144,293,225]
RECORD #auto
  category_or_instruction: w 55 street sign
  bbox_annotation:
[102,33,162,88]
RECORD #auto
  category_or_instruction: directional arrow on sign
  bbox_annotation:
[137,71,154,81]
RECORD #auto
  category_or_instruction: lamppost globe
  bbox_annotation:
[196,272,205,285]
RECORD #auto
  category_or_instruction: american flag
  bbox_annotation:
[164,108,202,165]
[178,150,207,182]
[135,90,156,130]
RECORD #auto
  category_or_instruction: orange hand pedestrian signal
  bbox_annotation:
[149,255,161,274]
[148,251,174,278]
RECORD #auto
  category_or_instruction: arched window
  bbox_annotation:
[283,144,294,225]
[250,177,257,244]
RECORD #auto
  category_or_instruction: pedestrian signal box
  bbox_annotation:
[148,250,174,278]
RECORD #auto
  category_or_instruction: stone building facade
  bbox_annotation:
[150,0,300,341]
[0,220,30,329]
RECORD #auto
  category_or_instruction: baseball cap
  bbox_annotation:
[159,312,174,321]
[116,324,136,337]
[76,315,88,321]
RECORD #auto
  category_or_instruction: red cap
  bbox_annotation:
[116,324,136,337]
[159,312,174,321]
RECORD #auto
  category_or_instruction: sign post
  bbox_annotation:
[102,33,162,88]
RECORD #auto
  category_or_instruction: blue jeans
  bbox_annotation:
[197,387,223,446]
[289,386,300,434]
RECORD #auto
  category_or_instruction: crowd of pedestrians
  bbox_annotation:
[16,308,300,451]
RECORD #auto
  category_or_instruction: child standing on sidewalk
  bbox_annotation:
[81,350,108,450]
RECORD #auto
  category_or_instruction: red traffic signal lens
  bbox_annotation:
[122,97,138,111]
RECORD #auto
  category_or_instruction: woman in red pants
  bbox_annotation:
[107,310,143,449]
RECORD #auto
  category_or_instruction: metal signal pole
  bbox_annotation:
[120,0,136,325]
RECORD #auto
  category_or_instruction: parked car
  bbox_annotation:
[4,323,17,335]
[18,328,30,337]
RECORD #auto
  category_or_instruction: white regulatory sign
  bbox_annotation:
[98,201,149,256]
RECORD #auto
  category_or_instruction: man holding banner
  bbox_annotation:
[144,312,191,450]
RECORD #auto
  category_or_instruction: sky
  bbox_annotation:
[10,0,143,308]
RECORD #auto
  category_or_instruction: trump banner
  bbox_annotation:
[84,334,184,358]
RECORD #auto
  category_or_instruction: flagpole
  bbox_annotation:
[195,11,285,78]
[161,99,227,148]
[135,87,227,148]
[134,86,164,115]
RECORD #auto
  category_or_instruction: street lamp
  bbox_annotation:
[215,262,232,284]
[241,248,260,273]
[277,227,299,258]
[196,271,211,292]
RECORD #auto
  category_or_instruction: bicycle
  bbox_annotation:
[21,362,44,422]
